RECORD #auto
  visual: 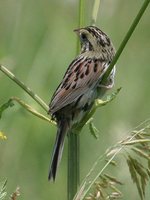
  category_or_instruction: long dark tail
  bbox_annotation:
[48,120,69,181]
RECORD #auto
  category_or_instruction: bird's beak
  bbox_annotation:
[73,28,82,35]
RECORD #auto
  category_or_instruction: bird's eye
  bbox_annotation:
[80,33,87,41]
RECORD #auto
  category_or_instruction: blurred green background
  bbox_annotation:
[0,0,150,199]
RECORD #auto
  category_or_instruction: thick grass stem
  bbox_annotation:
[0,65,49,112]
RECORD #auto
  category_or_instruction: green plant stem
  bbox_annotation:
[0,65,49,112]
[73,0,150,199]
[68,131,80,200]
[74,0,150,134]
[73,119,150,200]
[100,0,150,85]
[67,1,85,200]
[91,0,101,25]
[10,97,55,125]
[76,0,85,54]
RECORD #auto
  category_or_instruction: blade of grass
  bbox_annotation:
[100,0,150,86]
[73,119,150,200]
[67,1,85,199]
[73,0,150,197]
[0,65,49,112]
[91,0,101,25]
[10,97,55,125]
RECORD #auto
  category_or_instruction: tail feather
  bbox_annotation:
[48,120,68,181]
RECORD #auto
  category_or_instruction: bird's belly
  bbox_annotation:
[71,89,97,126]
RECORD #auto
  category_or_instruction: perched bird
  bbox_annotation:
[48,26,116,181]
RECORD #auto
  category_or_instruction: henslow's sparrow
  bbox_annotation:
[48,26,116,180]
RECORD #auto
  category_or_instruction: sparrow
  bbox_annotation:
[48,26,116,181]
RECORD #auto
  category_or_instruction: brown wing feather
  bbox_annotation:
[50,56,107,114]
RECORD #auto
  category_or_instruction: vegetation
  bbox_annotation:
[0,0,150,199]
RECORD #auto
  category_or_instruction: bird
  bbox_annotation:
[48,26,116,181]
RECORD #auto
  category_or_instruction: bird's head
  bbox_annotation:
[74,26,115,61]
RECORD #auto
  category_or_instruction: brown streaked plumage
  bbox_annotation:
[48,26,116,181]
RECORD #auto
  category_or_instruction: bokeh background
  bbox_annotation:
[0,0,150,199]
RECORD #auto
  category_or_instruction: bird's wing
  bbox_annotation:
[50,55,108,114]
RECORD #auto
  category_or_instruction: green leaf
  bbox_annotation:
[0,100,14,119]
[89,121,100,139]
[95,87,121,108]
[0,97,56,125]
[10,97,55,125]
